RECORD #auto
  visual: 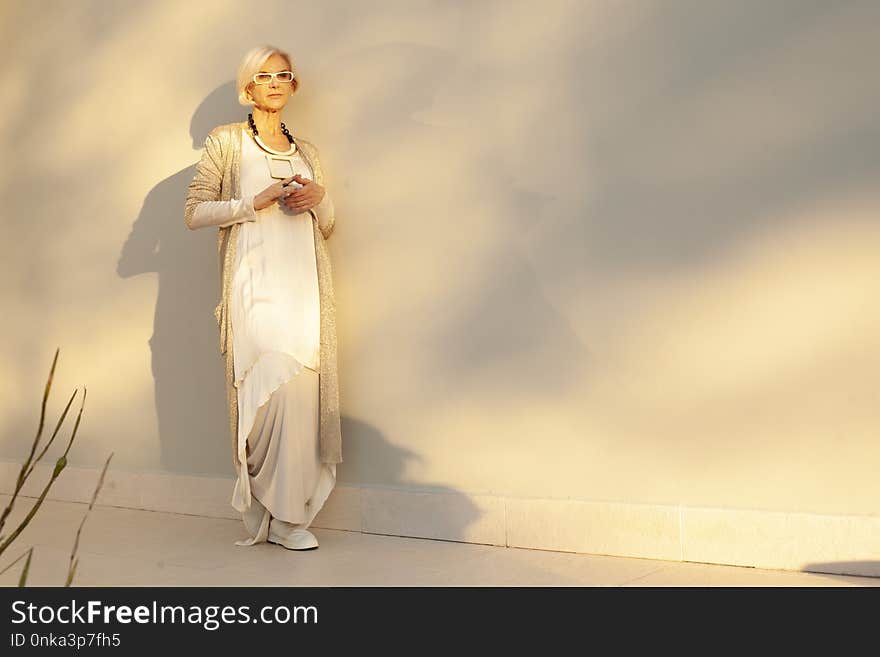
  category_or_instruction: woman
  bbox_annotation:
[184,45,342,551]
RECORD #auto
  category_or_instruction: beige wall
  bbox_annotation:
[2,0,879,517]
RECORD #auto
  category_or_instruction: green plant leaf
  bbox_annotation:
[17,547,33,587]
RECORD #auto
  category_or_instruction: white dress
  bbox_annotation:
[200,128,336,546]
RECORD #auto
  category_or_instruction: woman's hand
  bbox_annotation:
[253,176,300,211]
[281,175,326,213]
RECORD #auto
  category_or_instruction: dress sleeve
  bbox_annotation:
[189,196,258,229]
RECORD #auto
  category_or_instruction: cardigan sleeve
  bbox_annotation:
[184,130,258,230]
[311,191,334,237]
[304,142,336,239]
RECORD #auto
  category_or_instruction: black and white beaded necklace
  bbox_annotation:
[247,112,296,155]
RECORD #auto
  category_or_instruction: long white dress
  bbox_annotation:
[223,128,336,546]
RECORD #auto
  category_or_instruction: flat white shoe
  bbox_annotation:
[268,528,319,551]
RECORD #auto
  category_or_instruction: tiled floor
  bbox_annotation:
[1,495,877,587]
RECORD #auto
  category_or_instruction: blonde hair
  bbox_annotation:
[236,45,299,106]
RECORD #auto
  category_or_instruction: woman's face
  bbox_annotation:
[247,53,294,110]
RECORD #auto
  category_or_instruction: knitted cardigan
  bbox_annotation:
[184,120,342,468]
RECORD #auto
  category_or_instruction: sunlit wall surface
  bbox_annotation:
[1,0,878,516]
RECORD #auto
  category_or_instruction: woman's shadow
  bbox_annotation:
[116,83,244,474]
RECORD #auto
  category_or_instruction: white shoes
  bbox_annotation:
[240,499,319,550]
[268,525,319,551]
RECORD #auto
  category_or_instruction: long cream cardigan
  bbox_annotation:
[184,120,342,469]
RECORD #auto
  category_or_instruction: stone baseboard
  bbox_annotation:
[1,460,877,578]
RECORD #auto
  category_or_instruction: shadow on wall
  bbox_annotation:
[116,83,243,475]
[338,416,482,543]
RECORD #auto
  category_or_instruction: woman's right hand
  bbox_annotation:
[253,176,301,211]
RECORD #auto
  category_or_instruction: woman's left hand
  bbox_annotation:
[281,175,325,213]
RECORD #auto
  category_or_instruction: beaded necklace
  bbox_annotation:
[247,112,296,155]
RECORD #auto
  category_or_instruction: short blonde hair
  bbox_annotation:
[236,45,299,106]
